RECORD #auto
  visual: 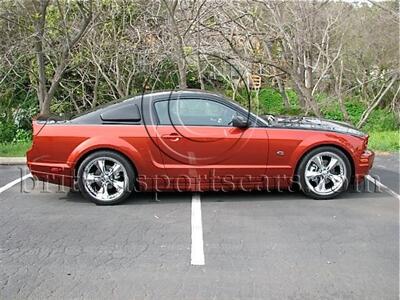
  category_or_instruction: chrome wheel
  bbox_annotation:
[304,151,347,196]
[83,157,128,202]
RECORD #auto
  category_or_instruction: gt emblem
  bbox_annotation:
[276,150,285,156]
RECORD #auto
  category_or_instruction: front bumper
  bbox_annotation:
[355,149,375,182]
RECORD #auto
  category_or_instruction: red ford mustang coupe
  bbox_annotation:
[27,90,374,205]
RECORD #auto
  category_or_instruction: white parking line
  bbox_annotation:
[191,193,205,265]
[366,175,400,201]
[0,173,32,195]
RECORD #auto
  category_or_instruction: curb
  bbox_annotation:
[0,157,27,165]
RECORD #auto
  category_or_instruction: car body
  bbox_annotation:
[27,90,374,204]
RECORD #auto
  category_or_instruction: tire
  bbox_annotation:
[297,146,351,200]
[77,150,135,205]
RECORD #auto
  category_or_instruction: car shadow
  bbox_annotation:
[61,183,384,206]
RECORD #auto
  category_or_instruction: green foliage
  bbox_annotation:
[0,141,32,157]
[322,103,344,121]
[255,88,300,115]
[187,65,201,89]
[321,97,399,131]
[13,128,32,143]
[254,87,399,133]
[368,131,400,152]
[259,88,284,114]
[363,109,399,132]
[314,92,329,103]
[345,99,365,125]
[224,88,252,109]
[286,90,299,107]
[0,122,17,143]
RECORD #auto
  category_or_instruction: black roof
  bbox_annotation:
[70,89,234,125]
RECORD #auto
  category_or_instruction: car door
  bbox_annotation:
[152,96,269,190]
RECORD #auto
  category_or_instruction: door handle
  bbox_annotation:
[161,133,181,142]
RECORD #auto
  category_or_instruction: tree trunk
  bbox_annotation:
[40,95,51,116]
[196,7,204,90]
[264,41,289,109]
[292,75,321,117]
[163,0,187,89]
[174,23,187,88]
[333,60,350,121]
[277,78,290,110]
[197,55,205,90]
[92,68,99,108]
[338,94,349,122]
[177,56,187,88]
[304,52,313,90]
[292,81,306,111]
[303,51,318,115]
[302,85,321,117]
[296,64,306,109]
[357,74,398,128]
[33,0,92,116]
[34,0,49,115]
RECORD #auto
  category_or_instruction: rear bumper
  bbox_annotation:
[27,161,74,187]
[355,149,375,182]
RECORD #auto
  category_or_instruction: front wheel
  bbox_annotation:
[297,146,351,199]
[77,151,135,205]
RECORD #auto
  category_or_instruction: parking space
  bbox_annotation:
[0,165,27,187]
[370,153,400,193]
[0,154,398,299]
[0,182,194,299]
[200,190,397,299]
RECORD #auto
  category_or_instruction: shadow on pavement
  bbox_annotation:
[60,184,386,206]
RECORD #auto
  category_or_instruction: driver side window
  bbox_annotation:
[155,98,237,126]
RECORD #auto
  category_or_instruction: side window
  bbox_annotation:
[154,101,171,125]
[154,99,238,126]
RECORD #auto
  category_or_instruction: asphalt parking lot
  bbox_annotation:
[0,154,398,299]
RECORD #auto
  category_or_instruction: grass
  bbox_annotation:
[0,142,32,157]
[368,131,400,152]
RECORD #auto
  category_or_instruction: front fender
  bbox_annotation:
[288,132,359,174]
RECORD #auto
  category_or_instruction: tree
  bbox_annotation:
[32,0,93,116]
[0,0,398,130]
[161,0,188,88]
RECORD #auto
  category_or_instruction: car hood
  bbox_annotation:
[263,115,366,137]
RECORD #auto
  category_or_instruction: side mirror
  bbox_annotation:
[232,115,249,128]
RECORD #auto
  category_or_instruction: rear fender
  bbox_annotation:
[67,136,143,173]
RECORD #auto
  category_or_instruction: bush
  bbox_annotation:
[258,88,283,114]
[255,88,399,131]
[368,131,400,151]
[0,122,17,143]
[363,109,399,132]
[286,89,299,107]
[258,88,302,115]
[13,128,32,143]
[322,103,345,121]
[345,99,365,125]
[0,121,32,144]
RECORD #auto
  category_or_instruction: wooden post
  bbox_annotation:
[250,74,261,113]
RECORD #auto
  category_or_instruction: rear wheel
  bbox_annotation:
[77,151,135,205]
[297,146,351,199]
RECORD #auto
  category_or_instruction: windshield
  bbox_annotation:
[227,100,271,126]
